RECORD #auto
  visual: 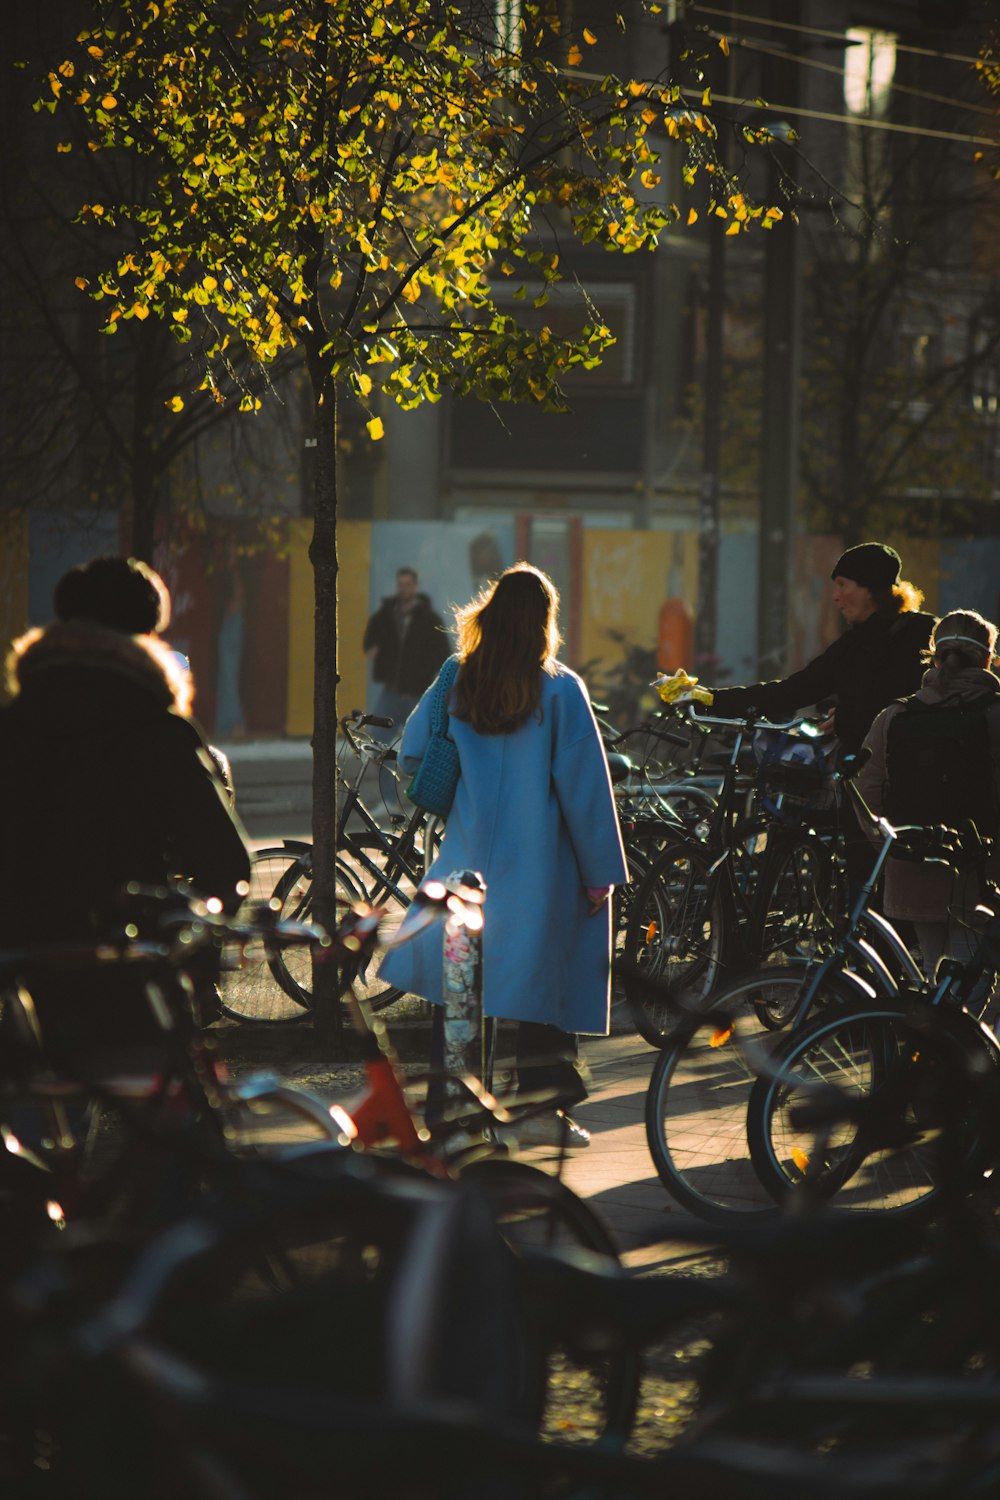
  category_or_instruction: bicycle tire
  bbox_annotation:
[218,848,322,1024]
[747,1002,999,1220]
[642,966,865,1221]
[748,830,841,971]
[621,838,727,1048]
[220,851,375,1022]
[338,833,421,1011]
[611,842,652,1019]
[456,1156,641,1448]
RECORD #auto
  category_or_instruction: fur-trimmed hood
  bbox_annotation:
[6,620,194,717]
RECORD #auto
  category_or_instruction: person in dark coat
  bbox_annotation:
[709,543,935,754]
[708,543,935,890]
[0,555,251,1053]
[363,566,449,731]
[856,609,1000,981]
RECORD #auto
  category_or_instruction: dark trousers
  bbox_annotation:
[515,1022,587,1108]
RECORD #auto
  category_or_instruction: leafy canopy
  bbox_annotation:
[44,0,781,420]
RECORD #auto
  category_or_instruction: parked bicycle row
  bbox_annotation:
[7,889,1000,1497]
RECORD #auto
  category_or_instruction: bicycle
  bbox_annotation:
[640,798,994,1223]
[219,709,442,1025]
[745,831,1000,1222]
[621,703,845,1046]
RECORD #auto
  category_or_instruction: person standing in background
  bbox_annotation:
[363,566,449,731]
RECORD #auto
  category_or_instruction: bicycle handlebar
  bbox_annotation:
[682,702,805,733]
[339,710,395,757]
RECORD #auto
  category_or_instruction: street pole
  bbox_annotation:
[696,212,725,676]
[756,2,802,679]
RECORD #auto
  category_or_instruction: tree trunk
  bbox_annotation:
[308,370,344,1052]
[130,442,159,564]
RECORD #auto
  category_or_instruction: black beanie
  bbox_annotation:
[830,543,901,591]
[53,555,170,635]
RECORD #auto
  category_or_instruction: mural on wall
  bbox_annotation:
[27,510,121,625]
[938,538,1000,620]
[14,510,1000,740]
[156,523,290,741]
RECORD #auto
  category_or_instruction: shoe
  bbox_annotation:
[509,1111,591,1150]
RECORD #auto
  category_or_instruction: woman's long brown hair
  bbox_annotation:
[453,564,561,734]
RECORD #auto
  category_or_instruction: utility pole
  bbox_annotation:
[755,3,802,679]
[693,6,732,675]
[696,214,725,674]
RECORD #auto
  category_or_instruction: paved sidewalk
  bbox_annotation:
[494,1030,711,1273]
[223,1021,710,1273]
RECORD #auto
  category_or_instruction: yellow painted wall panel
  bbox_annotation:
[338,522,372,719]
[285,520,371,736]
[579,529,696,681]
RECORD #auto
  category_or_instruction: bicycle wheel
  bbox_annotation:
[749,831,841,970]
[643,965,871,1221]
[611,843,651,1020]
[747,1004,996,1219]
[338,834,419,1011]
[456,1156,640,1448]
[218,848,320,1024]
[621,839,726,1047]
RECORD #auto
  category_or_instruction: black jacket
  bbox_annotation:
[0,622,251,1049]
[710,609,935,752]
[363,592,449,696]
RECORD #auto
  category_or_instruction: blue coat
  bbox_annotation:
[378,660,628,1034]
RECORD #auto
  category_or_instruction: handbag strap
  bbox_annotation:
[429,656,460,737]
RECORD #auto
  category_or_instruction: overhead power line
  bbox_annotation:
[566,69,999,149]
[685,87,998,148]
[698,28,999,120]
[688,3,991,70]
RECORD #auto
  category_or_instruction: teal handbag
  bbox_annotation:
[405,656,461,819]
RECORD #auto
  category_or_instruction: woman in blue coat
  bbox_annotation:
[378,564,627,1148]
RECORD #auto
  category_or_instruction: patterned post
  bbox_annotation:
[440,869,486,1093]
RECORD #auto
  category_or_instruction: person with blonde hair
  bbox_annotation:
[709,543,933,754]
[378,564,627,1148]
[856,608,1000,979]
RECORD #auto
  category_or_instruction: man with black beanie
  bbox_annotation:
[709,542,934,754]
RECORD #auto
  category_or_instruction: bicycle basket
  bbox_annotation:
[752,729,839,813]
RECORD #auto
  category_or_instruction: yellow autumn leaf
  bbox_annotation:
[74,276,89,290]
[719,35,730,57]
[357,373,373,396]
[686,207,698,225]
[709,1026,733,1049]
[702,87,712,107]
[725,220,741,235]
[791,1147,810,1174]
[583,28,597,44]
[100,94,117,110]
[640,170,660,189]
[167,396,184,412]
[568,44,582,65]
[366,415,385,441]
[132,303,150,319]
